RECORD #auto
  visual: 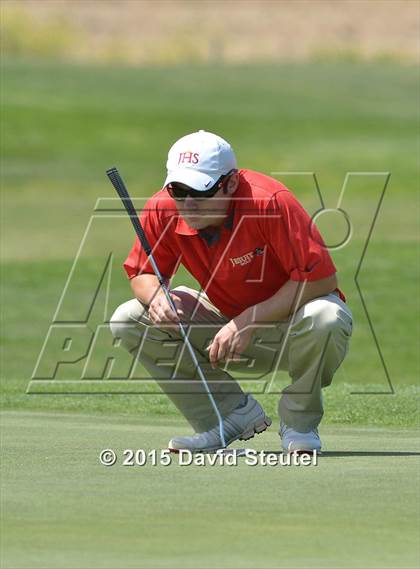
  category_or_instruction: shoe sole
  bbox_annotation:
[283,444,322,454]
[239,416,272,441]
[168,415,272,453]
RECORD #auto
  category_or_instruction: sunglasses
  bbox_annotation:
[166,170,236,200]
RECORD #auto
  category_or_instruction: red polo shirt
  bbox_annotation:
[124,169,345,319]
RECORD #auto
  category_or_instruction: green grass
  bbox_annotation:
[1,57,418,426]
[0,58,419,568]
[1,411,419,569]
[0,246,418,426]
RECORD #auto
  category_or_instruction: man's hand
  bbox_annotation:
[148,290,184,329]
[206,317,254,369]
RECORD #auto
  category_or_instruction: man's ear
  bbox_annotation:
[225,171,239,195]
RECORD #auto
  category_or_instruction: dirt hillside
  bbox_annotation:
[2,0,418,63]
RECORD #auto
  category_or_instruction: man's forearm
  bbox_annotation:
[235,274,338,327]
[130,273,163,305]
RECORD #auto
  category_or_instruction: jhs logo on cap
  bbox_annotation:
[164,131,237,192]
[178,151,200,165]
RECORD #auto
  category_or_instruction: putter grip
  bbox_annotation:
[106,167,152,256]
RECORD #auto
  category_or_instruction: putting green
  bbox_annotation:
[1,59,418,569]
[1,411,419,569]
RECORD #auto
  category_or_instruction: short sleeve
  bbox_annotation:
[123,201,178,280]
[263,190,337,282]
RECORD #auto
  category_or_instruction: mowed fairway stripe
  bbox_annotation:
[1,411,419,569]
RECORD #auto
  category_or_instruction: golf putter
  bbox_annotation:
[106,167,230,451]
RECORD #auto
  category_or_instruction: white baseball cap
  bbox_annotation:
[164,130,237,192]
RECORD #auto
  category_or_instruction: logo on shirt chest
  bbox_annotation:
[229,246,264,267]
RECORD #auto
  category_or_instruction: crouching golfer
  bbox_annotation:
[110,130,353,453]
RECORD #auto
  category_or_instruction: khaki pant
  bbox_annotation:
[110,287,352,433]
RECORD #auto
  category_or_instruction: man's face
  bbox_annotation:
[174,189,231,230]
[168,171,240,230]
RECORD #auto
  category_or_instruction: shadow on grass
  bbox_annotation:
[259,451,420,457]
[320,451,420,457]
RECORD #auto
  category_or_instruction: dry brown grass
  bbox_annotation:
[1,0,419,63]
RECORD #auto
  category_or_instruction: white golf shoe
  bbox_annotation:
[280,422,322,453]
[168,395,271,452]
